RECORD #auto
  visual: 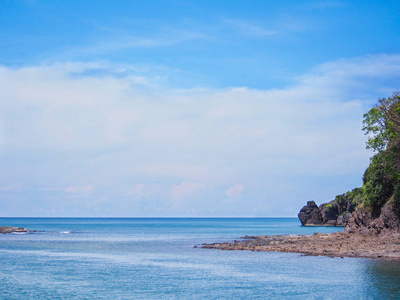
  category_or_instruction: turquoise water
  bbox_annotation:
[1,218,400,299]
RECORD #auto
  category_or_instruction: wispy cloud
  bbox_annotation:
[0,185,20,192]
[224,19,278,37]
[39,186,95,195]
[62,26,209,58]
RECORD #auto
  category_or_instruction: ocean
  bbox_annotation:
[1,218,399,299]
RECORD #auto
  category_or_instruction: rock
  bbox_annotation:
[201,230,400,260]
[376,201,400,232]
[344,212,352,222]
[325,220,337,226]
[335,195,357,215]
[305,208,323,226]
[0,226,29,234]
[299,197,357,227]
[320,201,338,225]
[347,201,400,234]
[298,201,320,226]
[346,207,374,231]
[336,212,353,227]
[336,215,345,226]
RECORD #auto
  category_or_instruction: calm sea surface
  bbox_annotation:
[1,218,400,299]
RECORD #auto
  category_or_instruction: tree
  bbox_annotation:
[362,91,400,213]
[362,91,400,153]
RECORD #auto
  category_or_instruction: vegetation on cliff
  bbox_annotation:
[299,92,400,228]
[331,91,400,223]
[360,91,400,217]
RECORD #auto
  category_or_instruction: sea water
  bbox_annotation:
[1,218,399,299]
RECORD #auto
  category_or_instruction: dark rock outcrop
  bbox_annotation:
[336,212,352,226]
[298,198,356,227]
[298,201,322,226]
[346,200,400,234]
[320,202,338,226]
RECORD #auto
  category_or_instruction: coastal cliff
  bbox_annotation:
[299,92,400,232]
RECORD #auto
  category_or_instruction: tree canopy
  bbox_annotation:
[361,91,400,214]
[362,91,400,153]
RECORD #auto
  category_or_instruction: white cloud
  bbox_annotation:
[225,184,244,198]
[1,53,400,216]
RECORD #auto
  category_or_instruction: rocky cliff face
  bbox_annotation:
[298,199,355,227]
[299,197,400,233]
[347,200,400,234]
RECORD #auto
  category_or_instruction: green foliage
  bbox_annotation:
[394,182,400,213]
[326,204,333,209]
[359,92,400,214]
[334,194,346,204]
[362,91,400,153]
[334,187,365,206]
[363,107,388,152]
[363,153,394,214]
[331,92,400,216]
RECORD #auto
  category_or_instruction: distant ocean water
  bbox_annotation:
[1,218,400,299]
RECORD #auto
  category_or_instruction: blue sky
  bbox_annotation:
[1,0,400,217]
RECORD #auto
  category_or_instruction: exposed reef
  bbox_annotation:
[0,226,29,234]
[201,230,400,260]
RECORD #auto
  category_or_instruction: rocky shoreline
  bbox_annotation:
[0,226,29,234]
[201,230,400,260]
[201,201,400,261]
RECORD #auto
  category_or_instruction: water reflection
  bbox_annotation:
[364,260,400,298]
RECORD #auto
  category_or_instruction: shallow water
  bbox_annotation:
[1,218,399,299]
